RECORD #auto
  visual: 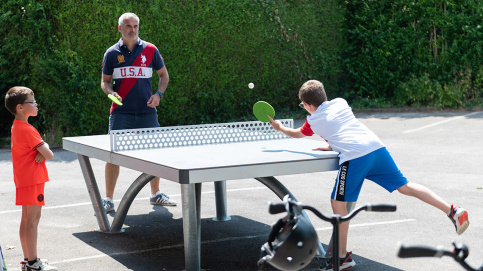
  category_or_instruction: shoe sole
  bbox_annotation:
[319,264,355,271]
[340,262,356,271]
[456,210,469,235]
[319,259,355,271]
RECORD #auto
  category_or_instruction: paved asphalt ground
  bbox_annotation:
[1,111,482,271]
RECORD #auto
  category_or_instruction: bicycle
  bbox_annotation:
[398,241,483,271]
[258,195,397,271]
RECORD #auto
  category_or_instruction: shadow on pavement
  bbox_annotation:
[73,206,404,271]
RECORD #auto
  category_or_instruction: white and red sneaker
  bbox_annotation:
[319,251,356,271]
[449,205,469,235]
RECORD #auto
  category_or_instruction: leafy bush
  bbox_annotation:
[1,0,345,142]
[0,0,56,137]
[342,0,483,106]
[2,0,482,143]
[396,68,482,109]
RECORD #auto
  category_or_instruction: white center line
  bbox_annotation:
[0,186,268,215]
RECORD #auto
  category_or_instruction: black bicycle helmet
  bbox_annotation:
[259,210,318,270]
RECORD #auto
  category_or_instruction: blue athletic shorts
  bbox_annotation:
[331,147,408,202]
[108,112,160,133]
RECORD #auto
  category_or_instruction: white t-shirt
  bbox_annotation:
[300,98,385,165]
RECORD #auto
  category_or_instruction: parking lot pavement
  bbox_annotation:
[1,111,482,271]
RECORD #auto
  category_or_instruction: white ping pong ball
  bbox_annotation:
[248,83,254,89]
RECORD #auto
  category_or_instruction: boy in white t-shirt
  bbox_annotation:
[268,80,469,271]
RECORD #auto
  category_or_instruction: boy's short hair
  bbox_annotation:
[118,12,140,27]
[298,80,327,107]
[5,86,34,115]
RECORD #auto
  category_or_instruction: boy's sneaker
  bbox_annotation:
[26,259,57,271]
[21,259,49,271]
[319,251,356,271]
[102,198,115,213]
[150,193,177,206]
[449,205,469,235]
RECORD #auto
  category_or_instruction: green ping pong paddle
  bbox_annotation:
[253,101,275,122]
[108,94,123,106]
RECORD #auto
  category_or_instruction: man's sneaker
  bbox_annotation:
[21,258,49,271]
[150,193,177,206]
[103,198,115,213]
[26,259,57,271]
[319,251,356,271]
[449,205,469,235]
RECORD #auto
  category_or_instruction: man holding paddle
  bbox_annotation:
[100,12,176,213]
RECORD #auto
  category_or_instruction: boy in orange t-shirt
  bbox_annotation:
[5,86,57,271]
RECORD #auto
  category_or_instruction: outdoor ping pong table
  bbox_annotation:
[62,119,340,271]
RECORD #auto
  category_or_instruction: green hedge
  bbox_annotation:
[1,0,482,143]
[342,0,483,108]
[1,0,345,142]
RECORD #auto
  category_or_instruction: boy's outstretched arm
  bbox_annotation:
[313,145,333,151]
[268,116,305,138]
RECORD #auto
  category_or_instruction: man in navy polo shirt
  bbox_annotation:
[100,12,176,213]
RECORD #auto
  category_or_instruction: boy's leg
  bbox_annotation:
[331,199,349,256]
[397,183,450,214]
[20,206,29,259]
[23,205,42,261]
[397,182,469,235]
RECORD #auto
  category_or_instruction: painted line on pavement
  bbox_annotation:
[48,218,416,264]
[0,186,268,215]
[404,111,482,134]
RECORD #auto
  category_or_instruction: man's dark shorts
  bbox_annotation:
[108,112,160,133]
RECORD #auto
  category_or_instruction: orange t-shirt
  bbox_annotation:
[11,119,49,188]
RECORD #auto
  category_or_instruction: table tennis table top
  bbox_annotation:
[62,121,339,184]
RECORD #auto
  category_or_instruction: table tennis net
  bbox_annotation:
[110,119,294,151]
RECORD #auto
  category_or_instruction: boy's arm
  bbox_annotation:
[268,116,305,138]
[313,145,333,151]
[35,143,54,162]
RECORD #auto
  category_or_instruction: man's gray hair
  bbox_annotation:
[118,13,140,27]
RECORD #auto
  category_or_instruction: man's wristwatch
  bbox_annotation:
[156,91,164,99]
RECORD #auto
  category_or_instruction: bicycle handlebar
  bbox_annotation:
[398,243,450,258]
[365,203,398,212]
[397,242,482,271]
[268,201,397,222]
[268,202,286,215]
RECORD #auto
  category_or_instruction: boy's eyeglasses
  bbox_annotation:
[299,102,305,109]
[23,101,37,104]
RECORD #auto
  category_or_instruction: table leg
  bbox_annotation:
[254,176,326,257]
[212,181,231,221]
[110,173,156,233]
[181,183,202,271]
[77,154,110,232]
